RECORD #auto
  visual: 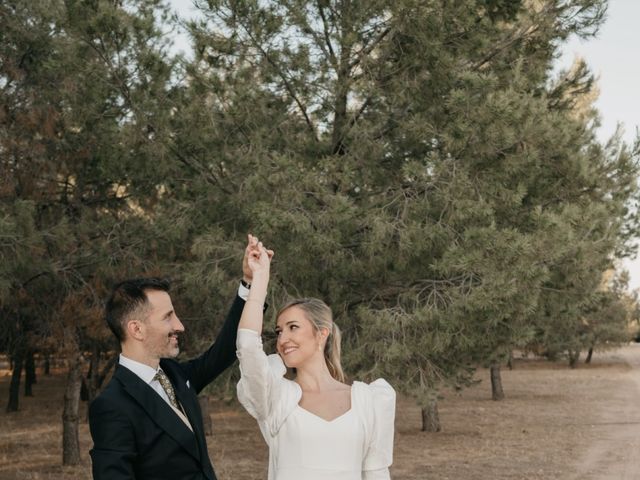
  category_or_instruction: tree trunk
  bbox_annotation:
[97,354,117,391]
[199,395,213,436]
[421,398,441,432]
[24,350,36,397]
[6,350,24,412]
[88,345,101,403]
[44,354,51,375]
[62,354,84,465]
[545,349,558,361]
[81,345,100,403]
[507,351,514,370]
[490,364,505,401]
[585,347,593,364]
[331,83,349,155]
[330,7,354,157]
[568,350,580,368]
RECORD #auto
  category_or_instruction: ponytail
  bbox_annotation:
[324,322,345,383]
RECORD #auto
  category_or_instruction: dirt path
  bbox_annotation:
[571,345,640,479]
[390,343,640,480]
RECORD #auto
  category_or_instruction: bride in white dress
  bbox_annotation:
[236,235,396,480]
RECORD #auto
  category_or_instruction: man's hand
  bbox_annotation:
[242,234,273,284]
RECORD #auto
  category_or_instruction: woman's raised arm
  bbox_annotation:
[238,234,272,334]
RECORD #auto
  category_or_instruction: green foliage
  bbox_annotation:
[182,0,638,407]
[1,0,638,429]
[0,0,179,357]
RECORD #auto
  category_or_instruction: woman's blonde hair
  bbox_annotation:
[276,298,345,383]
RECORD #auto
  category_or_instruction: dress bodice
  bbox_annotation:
[236,329,395,480]
[274,403,366,480]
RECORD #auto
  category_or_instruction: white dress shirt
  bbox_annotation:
[238,282,251,300]
[118,354,194,431]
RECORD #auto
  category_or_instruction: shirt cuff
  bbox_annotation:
[238,283,250,300]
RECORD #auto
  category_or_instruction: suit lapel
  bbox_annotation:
[173,379,202,436]
[114,366,200,462]
[165,365,210,465]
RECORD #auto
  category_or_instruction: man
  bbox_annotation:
[89,236,267,479]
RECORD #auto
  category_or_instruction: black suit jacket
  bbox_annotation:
[89,295,245,480]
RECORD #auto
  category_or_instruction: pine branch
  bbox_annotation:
[348,26,391,71]
[169,146,234,195]
[236,20,319,141]
[316,0,338,68]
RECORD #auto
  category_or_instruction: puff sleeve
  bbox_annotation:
[236,328,300,439]
[361,379,396,480]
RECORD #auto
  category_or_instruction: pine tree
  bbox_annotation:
[182,0,639,428]
[1,0,180,462]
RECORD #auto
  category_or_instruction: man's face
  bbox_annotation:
[140,289,185,360]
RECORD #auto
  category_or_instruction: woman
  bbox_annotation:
[236,235,395,480]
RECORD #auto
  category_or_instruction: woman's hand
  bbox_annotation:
[238,235,273,333]
[248,241,273,277]
[243,234,274,283]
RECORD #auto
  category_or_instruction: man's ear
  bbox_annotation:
[126,319,145,341]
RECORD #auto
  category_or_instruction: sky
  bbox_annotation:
[555,0,640,290]
[168,0,640,289]
[557,1,639,147]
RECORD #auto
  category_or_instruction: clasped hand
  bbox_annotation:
[243,234,273,279]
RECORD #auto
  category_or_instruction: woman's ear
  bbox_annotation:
[317,327,330,344]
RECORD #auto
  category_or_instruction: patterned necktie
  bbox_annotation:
[153,369,180,410]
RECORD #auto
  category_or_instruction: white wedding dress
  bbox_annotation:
[236,329,396,480]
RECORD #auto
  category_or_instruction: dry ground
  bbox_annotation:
[2,345,640,480]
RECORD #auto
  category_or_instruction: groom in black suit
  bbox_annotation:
[89,238,262,479]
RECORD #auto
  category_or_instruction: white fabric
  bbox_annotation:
[236,329,396,480]
[118,355,193,431]
[119,354,170,404]
[238,283,251,300]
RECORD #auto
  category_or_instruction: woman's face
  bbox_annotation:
[275,306,325,369]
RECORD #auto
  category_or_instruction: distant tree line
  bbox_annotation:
[1,0,638,464]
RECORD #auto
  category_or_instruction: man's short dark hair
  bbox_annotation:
[106,277,171,342]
